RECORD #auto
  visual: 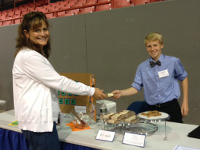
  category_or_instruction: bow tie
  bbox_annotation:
[150,60,161,67]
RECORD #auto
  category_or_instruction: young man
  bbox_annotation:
[112,32,189,123]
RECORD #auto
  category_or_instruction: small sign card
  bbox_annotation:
[96,130,115,142]
[74,106,86,113]
[122,132,146,148]
[173,145,200,150]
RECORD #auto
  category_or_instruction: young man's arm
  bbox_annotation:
[181,77,189,117]
[112,87,138,99]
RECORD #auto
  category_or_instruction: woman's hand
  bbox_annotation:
[93,88,107,100]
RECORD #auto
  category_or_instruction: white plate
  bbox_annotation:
[138,111,170,120]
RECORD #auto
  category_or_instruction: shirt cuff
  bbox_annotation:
[89,87,95,96]
[131,82,142,91]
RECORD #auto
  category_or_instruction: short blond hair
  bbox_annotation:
[144,32,163,46]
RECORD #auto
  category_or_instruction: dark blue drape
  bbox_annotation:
[0,128,29,150]
[0,128,98,150]
[60,142,98,150]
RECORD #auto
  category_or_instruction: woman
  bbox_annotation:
[12,11,107,150]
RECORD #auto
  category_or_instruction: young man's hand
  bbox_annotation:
[112,90,122,99]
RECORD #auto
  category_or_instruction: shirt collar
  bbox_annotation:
[149,54,164,63]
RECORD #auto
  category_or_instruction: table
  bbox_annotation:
[0,110,200,150]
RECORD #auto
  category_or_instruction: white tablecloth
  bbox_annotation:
[0,110,200,150]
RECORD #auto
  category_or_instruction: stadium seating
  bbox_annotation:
[84,0,98,5]
[131,0,150,5]
[14,18,22,24]
[114,0,132,8]
[0,0,166,26]
[95,4,112,12]
[78,6,95,14]
[98,0,111,3]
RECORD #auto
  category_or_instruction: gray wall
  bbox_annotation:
[0,0,200,124]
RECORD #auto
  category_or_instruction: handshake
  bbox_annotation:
[93,88,122,100]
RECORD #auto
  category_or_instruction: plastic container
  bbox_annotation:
[100,101,107,116]
[72,112,91,129]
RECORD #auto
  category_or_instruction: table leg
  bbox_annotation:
[164,121,167,140]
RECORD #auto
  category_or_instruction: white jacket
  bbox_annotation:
[12,48,95,132]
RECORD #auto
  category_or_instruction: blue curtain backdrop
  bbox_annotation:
[0,128,98,150]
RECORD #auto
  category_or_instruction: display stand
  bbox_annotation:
[102,112,170,140]
[137,112,170,140]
